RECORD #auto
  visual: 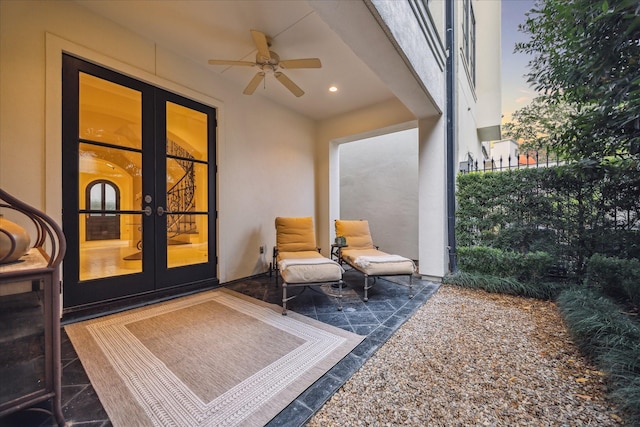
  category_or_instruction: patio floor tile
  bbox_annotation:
[0,269,439,427]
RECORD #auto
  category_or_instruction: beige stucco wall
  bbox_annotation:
[474,0,502,131]
[418,115,449,278]
[312,1,451,279]
[1,0,501,290]
[315,99,416,256]
[456,0,503,166]
[339,128,419,260]
[0,0,316,283]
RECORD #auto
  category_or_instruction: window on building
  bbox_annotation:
[87,180,119,216]
[462,0,476,86]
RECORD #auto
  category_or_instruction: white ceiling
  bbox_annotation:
[75,0,398,121]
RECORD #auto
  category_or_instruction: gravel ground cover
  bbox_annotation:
[308,285,624,426]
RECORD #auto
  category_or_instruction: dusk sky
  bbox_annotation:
[501,0,537,125]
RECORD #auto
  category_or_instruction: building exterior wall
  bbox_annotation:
[456,0,503,169]
[326,0,501,279]
[311,0,451,278]
[0,0,317,283]
[475,0,502,131]
[488,139,519,166]
[418,115,449,278]
[0,0,502,290]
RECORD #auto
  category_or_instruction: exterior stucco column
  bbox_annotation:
[418,115,449,280]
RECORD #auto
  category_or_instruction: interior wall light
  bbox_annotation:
[329,86,338,93]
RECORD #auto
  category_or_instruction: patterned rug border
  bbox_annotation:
[65,288,364,427]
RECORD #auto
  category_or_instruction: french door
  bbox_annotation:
[62,55,218,310]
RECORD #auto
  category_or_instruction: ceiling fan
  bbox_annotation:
[208,29,322,97]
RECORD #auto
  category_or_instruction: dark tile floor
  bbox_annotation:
[0,267,439,427]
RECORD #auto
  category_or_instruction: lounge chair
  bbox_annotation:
[334,219,415,302]
[274,216,344,315]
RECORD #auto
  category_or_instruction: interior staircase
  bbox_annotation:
[166,139,198,245]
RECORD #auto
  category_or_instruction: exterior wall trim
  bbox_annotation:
[408,0,446,71]
[364,0,443,114]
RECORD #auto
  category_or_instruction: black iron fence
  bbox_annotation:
[460,150,564,173]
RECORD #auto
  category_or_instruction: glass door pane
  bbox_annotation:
[165,102,209,268]
[63,54,217,310]
[78,73,144,281]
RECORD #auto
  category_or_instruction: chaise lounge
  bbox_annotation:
[335,219,415,302]
[274,216,344,315]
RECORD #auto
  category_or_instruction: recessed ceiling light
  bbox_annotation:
[329,86,338,93]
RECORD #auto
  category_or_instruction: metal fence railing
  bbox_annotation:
[460,151,565,173]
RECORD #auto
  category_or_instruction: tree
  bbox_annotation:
[502,96,573,157]
[515,0,640,164]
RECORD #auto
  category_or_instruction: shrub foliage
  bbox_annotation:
[443,271,560,300]
[456,163,640,281]
[557,288,640,423]
[457,246,553,283]
[586,254,640,306]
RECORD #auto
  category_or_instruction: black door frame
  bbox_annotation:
[62,54,218,312]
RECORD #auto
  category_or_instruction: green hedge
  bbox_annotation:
[585,254,640,306]
[457,246,553,283]
[443,271,561,300]
[456,161,640,281]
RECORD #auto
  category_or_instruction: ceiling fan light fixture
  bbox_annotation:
[208,30,321,97]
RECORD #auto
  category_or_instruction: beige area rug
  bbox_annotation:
[65,288,364,427]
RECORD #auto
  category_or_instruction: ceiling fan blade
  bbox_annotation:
[279,58,322,69]
[250,29,271,61]
[274,72,304,97]
[208,59,255,67]
[243,72,265,95]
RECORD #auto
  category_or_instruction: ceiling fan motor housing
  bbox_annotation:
[257,51,280,70]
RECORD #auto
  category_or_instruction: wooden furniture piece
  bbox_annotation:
[0,189,66,426]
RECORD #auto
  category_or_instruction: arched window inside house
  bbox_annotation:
[85,180,121,240]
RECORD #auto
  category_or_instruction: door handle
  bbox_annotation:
[157,206,167,216]
[144,206,152,216]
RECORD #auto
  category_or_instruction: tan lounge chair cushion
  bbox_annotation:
[340,248,415,275]
[277,251,343,283]
[275,216,317,252]
[336,219,415,275]
[275,217,344,283]
[334,219,374,250]
[276,250,323,264]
